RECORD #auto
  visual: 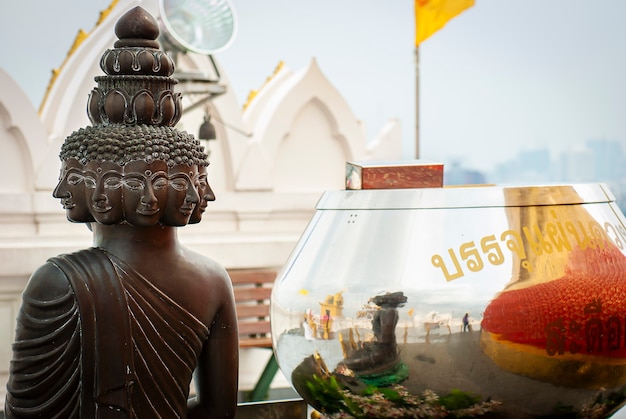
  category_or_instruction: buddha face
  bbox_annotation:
[53,158,94,223]
[161,164,199,226]
[84,161,124,225]
[189,165,216,224]
[122,160,169,227]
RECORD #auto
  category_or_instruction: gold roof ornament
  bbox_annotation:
[39,0,119,114]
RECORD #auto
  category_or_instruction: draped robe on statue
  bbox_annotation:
[6,248,209,418]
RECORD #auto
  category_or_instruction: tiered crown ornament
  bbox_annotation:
[87,6,181,126]
[60,6,207,169]
[56,5,209,222]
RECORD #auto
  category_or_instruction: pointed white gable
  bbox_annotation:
[238,58,366,192]
[367,118,403,160]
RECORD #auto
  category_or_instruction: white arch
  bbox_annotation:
[0,68,49,192]
[238,58,366,191]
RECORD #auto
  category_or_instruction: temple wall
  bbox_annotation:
[0,0,402,401]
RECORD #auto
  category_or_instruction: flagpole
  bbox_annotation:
[414,0,474,160]
[415,45,420,159]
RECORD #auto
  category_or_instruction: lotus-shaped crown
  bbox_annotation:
[87,6,182,126]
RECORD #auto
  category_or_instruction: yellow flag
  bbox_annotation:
[415,0,475,46]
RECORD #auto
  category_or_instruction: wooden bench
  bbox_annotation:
[228,268,279,401]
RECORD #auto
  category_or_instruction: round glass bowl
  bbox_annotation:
[271,184,626,418]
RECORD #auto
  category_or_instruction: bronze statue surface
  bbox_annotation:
[6,6,238,418]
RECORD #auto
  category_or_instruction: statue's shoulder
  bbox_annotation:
[25,249,102,300]
[179,248,233,293]
[23,260,73,303]
[183,248,229,278]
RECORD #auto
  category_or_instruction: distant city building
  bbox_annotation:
[557,146,595,183]
[485,139,625,213]
[443,161,487,185]
[585,139,625,180]
[491,148,554,184]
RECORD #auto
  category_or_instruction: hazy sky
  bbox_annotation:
[2,3,626,413]
[2,0,626,175]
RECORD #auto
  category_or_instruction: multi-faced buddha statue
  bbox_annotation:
[6,7,238,418]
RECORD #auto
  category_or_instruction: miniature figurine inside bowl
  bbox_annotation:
[270,183,626,418]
